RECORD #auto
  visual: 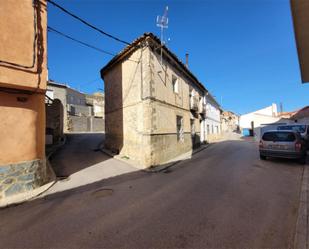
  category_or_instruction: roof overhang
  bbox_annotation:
[291,0,309,83]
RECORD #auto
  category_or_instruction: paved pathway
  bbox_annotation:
[45,133,138,195]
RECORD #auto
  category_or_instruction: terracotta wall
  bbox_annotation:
[0,0,47,165]
[0,0,47,91]
[0,92,45,165]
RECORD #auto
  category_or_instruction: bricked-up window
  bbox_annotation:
[176,115,184,142]
[172,75,179,93]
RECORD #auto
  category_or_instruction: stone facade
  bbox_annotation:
[0,159,47,200]
[221,110,239,133]
[86,92,105,118]
[101,33,221,168]
[46,81,105,133]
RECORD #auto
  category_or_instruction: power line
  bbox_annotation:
[48,26,116,56]
[48,26,139,62]
[47,0,130,46]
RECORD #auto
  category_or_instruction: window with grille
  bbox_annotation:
[176,115,184,142]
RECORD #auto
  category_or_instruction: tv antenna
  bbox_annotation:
[156,6,169,65]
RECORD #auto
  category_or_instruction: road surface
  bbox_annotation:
[0,136,304,248]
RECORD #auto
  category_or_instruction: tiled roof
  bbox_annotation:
[291,106,309,119]
[100,32,209,94]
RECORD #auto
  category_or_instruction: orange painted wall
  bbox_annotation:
[0,92,45,164]
[0,0,47,165]
[0,0,47,91]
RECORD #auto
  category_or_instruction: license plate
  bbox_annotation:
[269,145,287,149]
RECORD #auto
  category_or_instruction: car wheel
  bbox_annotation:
[260,154,266,160]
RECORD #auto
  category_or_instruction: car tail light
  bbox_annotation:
[259,140,264,149]
[295,142,302,151]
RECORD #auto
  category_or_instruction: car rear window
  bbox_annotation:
[262,132,296,142]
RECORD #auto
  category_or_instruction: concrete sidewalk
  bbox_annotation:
[43,157,138,196]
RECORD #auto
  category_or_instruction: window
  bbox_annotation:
[176,116,184,142]
[190,119,195,136]
[262,132,296,142]
[172,75,179,93]
[212,125,214,134]
[207,124,210,135]
[216,126,219,134]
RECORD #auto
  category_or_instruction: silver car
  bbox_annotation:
[259,130,307,164]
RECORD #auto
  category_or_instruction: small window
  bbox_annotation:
[190,119,195,136]
[172,75,179,93]
[207,124,210,134]
[212,125,214,134]
[176,116,184,142]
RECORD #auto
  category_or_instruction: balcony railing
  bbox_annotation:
[199,102,206,114]
[190,96,199,111]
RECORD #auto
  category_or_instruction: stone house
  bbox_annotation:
[221,110,239,133]
[100,33,221,168]
[0,0,49,201]
[46,81,104,133]
[86,92,105,118]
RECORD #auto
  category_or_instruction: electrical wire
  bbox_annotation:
[47,0,131,46]
[48,26,139,62]
[0,0,37,69]
[48,26,116,56]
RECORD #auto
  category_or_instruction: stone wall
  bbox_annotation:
[68,116,104,132]
[92,117,105,132]
[68,104,92,117]
[150,133,192,165]
[0,159,47,200]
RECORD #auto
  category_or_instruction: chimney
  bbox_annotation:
[185,53,189,68]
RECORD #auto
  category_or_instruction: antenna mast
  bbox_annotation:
[156,6,169,65]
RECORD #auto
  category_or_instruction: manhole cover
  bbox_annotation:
[91,188,113,198]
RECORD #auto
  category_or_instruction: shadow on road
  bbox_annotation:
[49,132,109,177]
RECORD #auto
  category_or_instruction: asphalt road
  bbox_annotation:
[0,137,304,248]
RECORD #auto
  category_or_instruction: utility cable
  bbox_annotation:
[47,0,131,45]
[48,26,115,56]
[48,26,139,62]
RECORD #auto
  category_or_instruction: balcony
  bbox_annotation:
[199,101,206,114]
[190,96,199,111]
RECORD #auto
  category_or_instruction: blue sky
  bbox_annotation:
[47,0,308,115]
